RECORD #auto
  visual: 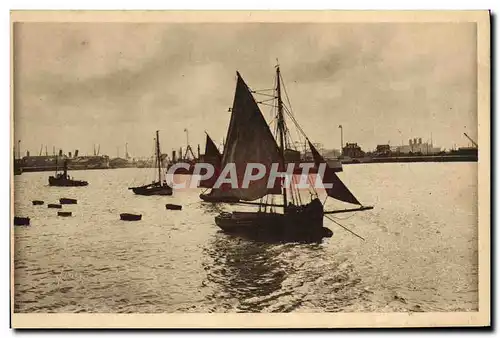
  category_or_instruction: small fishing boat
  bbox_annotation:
[165,204,182,210]
[48,204,62,209]
[129,131,173,196]
[14,216,30,226]
[120,213,142,221]
[59,198,77,205]
[49,160,88,187]
[32,200,44,205]
[57,211,72,217]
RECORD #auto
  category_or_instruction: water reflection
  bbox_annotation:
[203,232,288,312]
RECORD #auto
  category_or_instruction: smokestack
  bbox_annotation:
[69,152,72,158]
[179,147,182,159]
[414,138,418,145]
[74,149,79,157]
[58,149,63,157]
[172,150,176,162]
[26,151,30,157]
[419,138,422,144]
[409,139,412,146]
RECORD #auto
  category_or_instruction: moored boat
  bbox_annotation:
[48,204,62,209]
[32,200,44,205]
[165,204,182,210]
[59,198,77,204]
[48,160,88,187]
[57,211,72,217]
[14,216,30,226]
[129,131,173,196]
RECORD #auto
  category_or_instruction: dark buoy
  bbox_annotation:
[120,213,142,221]
[58,211,72,217]
[59,198,77,205]
[14,217,30,226]
[48,204,62,209]
[166,204,182,211]
[32,200,44,205]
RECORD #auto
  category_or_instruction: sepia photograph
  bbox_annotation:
[10,10,490,328]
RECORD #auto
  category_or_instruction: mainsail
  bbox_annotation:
[308,140,361,206]
[204,72,282,201]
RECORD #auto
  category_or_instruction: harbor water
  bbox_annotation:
[13,163,478,313]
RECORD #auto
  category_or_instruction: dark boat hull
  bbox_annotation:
[120,213,142,221]
[14,217,30,226]
[214,198,332,242]
[130,183,173,196]
[58,211,72,217]
[49,176,88,187]
[200,193,240,203]
[48,204,62,209]
[166,204,182,210]
[60,198,77,204]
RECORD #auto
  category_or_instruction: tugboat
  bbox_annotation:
[48,160,88,187]
[210,65,373,242]
[129,130,173,196]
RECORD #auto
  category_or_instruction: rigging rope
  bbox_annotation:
[325,215,366,241]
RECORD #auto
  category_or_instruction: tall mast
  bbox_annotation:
[276,65,288,212]
[156,130,161,182]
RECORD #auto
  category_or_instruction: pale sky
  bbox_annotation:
[13,22,477,157]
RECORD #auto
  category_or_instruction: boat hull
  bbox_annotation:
[14,217,30,226]
[58,211,72,217]
[130,183,173,196]
[120,213,142,221]
[214,198,332,242]
[49,176,88,187]
[59,198,77,204]
[200,193,240,203]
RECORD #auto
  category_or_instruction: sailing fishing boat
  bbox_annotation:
[211,65,373,242]
[49,159,88,186]
[128,130,173,196]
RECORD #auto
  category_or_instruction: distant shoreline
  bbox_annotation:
[14,154,478,174]
[342,154,478,165]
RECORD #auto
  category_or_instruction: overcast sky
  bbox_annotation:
[13,22,477,157]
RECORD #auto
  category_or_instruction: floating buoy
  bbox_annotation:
[165,204,182,211]
[58,211,72,217]
[120,213,142,221]
[14,217,30,226]
[59,198,77,205]
[48,204,62,209]
[32,200,44,205]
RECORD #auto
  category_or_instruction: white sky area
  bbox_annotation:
[13,22,477,157]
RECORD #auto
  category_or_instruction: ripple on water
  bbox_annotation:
[14,165,478,312]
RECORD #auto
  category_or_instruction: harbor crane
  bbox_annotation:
[463,133,478,148]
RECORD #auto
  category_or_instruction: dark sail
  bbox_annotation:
[199,133,223,189]
[204,133,222,163]
[308,141,361,205]
[205,72,282,201]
